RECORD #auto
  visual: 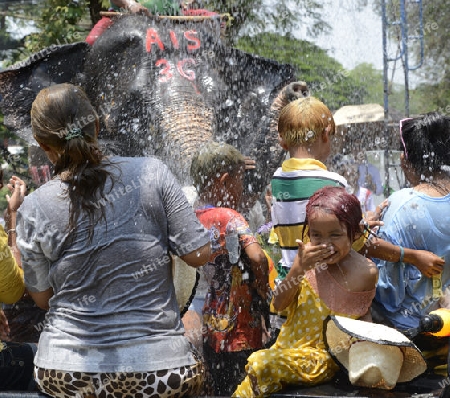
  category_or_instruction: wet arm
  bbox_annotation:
[6,176,27,267]
[28,288,53,311]
[273,241,335,311]
[5,210,21,268]
[244,242,269,299]
[272,254,304,312]
[359,238,444,278]
[180,242,211,268]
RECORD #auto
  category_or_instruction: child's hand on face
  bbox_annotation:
[295,240,338,272]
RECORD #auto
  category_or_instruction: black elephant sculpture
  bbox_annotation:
[0,14,306,196]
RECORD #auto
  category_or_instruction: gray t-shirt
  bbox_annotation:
[17,156,209,373]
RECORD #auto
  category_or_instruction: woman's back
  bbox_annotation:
[17,156,208,373]
[375,188,450,329]
[19,82,210,397]
[378,188,450,264]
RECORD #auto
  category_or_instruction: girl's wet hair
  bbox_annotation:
[278,97,335,148]
[400,112,450,175]
[31,83,117,238]
[304,186,362,242]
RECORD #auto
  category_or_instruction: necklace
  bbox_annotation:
[335,262,349,288]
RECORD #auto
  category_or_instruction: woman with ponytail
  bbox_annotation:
[16,83,211,397]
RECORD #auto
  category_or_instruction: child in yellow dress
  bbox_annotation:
[233,186,379,397]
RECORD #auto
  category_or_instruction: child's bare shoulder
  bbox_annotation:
[351,250,378,286]
[351,250,379,283]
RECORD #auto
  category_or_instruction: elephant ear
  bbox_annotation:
[0,42,90,144]
[214,47,296,194]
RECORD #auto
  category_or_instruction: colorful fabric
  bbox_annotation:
[255,223,280,289]
[233,267,375,397]
[374,188,450,330]
[271,158,347,270]
[0,226,24,305]
[263,250,277,292]
[195,207,264,353]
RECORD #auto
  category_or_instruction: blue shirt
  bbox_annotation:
[374,188,450,330]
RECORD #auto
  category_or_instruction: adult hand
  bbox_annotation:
[364,199,389,231]
[410,250,445,278]
[128,2,151,15]
[0,308,10,341]
[6,176,27,212]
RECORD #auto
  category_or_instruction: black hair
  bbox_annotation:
[401,112,450,175]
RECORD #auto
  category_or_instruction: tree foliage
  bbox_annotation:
[237,32,367,111]
[204,0,331,45]
[22,1,90,56]
[374,0,450,112]
[4,0,331,57]
[407,1,450,111]
[347,62,430,115]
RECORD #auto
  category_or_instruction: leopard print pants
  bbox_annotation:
[34,360,205,398]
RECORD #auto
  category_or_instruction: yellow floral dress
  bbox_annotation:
[233,267,375,397]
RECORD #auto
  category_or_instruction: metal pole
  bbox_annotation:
[381,0,390,197]
[400,0,410,117]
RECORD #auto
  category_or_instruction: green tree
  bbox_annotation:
[347,62,431,116]
[23,0,90,56]
[205,0,331,45]
[207,0,370,44]
[237,32,367,111]
[2,0,92,65]
[5,0,332,58]
[375,0,450,112]
[401,1,450,111]
[0,2,33,63]
[348,63,384,105]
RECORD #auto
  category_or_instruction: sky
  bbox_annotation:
[308,0,408,85]
[312,0,383,70]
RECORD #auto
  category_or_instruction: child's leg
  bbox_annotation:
[233,348,284,397]
[233,346,336,397]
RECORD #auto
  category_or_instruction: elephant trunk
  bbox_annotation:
[159,101,214,185]
[269,81,309,135]
[251,81,310,189]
